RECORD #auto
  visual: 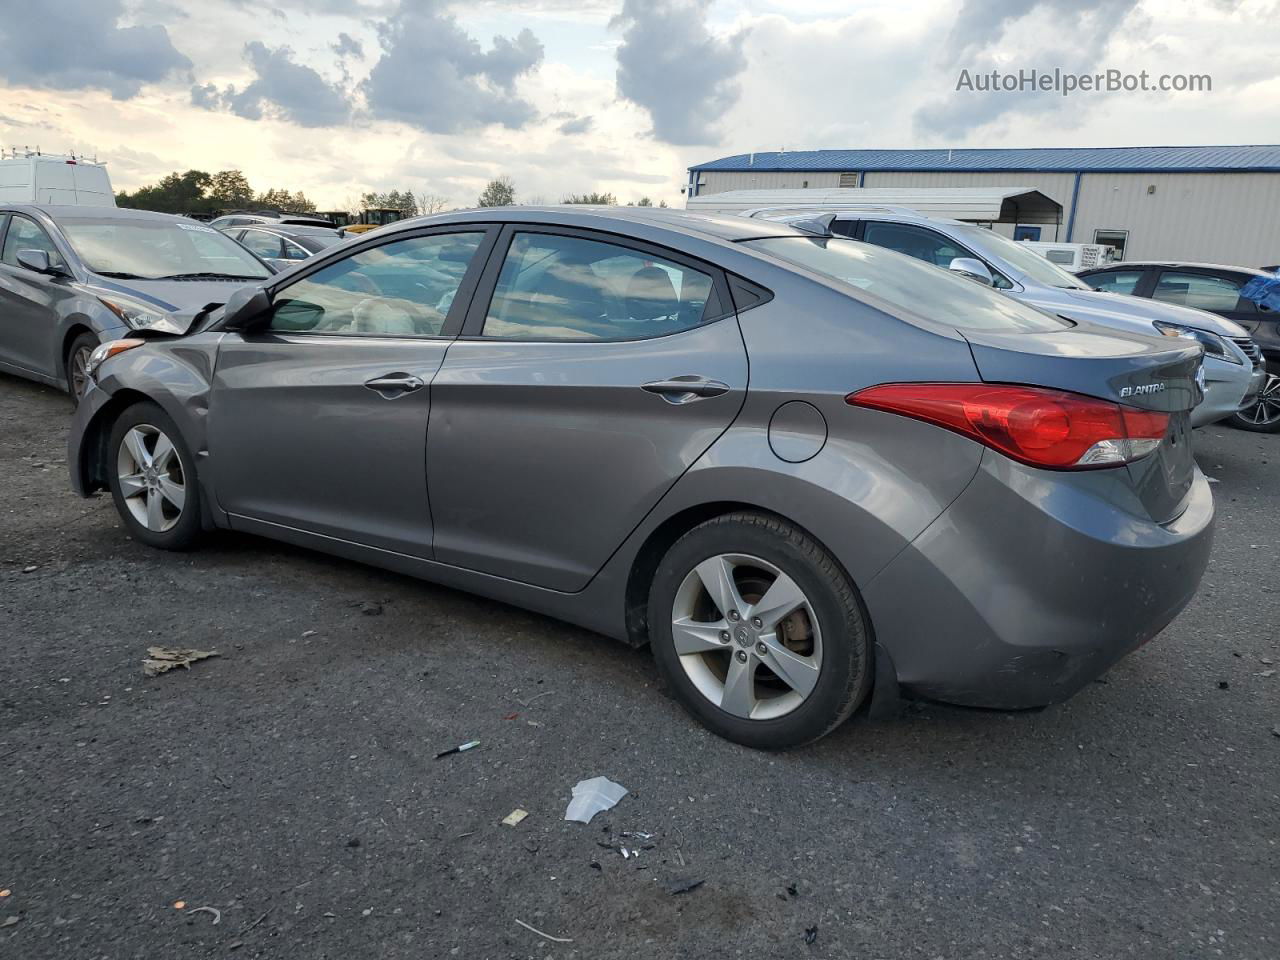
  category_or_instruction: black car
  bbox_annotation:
[223,224,347,272]
[1079,261,1279,432]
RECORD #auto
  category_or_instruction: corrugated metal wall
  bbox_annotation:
[1071,172,1280,264]
[697,167,1280,263]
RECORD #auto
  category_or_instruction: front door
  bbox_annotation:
[427,226,748,592]
[0,214,70,378]
[208,227,495,557]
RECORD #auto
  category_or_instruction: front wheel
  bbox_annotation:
[647,512,872,749]
[1231,372,1280,433]
[106,402,202,550]
[65,332,98,405]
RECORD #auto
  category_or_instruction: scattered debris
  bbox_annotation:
[1261,670,1276,679]
[186,905,221,925]
[1262,657,1275,666]
[1218,680,1230,690]
[514,918,572,943]
[347,838,361,848]
[241,909,272,934]
[0,889,9,897]
[515,690,553,708]
[301,630,317,638]
[1272,725,1280,739]
[143,647,219,677]
[357,602,383,616]
[804,925,818,945]
[21,565,37,573]
[502,712,519,721]
[1,916,19,928]
[173,900,187,910]
[435,739,480,759]
[787,882,799,898]
[666,877,705,895]
[596,830,657,859]
[502,809,529,827]
[588,860,602,871]
[565,776,628,824]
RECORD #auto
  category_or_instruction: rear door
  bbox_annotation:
[426,225,748,592]
[209,226,496,556]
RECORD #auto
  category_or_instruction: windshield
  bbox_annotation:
[744,236,1069,332]
[59,217,272,281]
[956,225,1090,290]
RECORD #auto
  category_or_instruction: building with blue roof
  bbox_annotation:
[686,146,1280,264]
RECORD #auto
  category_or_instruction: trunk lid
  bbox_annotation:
[962,323,1204,523]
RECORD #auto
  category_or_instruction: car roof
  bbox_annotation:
[1082,261,1272,277]
[2,203,193,222]
[383,205,808,245]
[242,223,341,237]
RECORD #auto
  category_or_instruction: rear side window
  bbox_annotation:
[269,231,485,337]
[1088,270,1144,295]
[481,232,715,340]
[240,230,284,260]
[1,215,63,269]
[1152,271,1245,313]
[862,222,965,268]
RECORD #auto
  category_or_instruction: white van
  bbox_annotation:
[0,153,115,206]
[1017,240,1114,272]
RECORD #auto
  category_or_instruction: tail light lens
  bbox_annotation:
[847,383,1169,469]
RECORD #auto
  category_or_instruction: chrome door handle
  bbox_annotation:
[642,376,731,403]
[364,373,426,398]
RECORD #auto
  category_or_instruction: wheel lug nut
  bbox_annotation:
[719,630,730,643]
[735,650,748,663]
[756,642,767,656]
[752,617,762,629]
[729,610,740,622]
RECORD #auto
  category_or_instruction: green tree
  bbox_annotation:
[563,191,616,205]
[207,170,254,209]
[477,176,516,207]
[255,188,316,214]
[635,196,653,207]
[116,170,212,214]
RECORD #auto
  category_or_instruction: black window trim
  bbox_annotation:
[248,223,501,342]
[458,222,736,343]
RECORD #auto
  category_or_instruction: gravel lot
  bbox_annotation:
[2,371,1277,959]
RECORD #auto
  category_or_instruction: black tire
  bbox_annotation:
[647,512,872,749]
[1230,372,1280,433]
[65,332,99,405]
[106,401,202,551]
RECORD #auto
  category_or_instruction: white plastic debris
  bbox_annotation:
[564,776,628,824]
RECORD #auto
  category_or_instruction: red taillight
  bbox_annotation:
[847,383,1169,469]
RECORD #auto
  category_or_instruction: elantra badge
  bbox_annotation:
[1120,382,1166,398]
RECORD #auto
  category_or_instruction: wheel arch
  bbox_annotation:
[59,322,97,381]
[75,388,154,494]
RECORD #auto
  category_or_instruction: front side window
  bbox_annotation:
[239,230,285,260]
[1087,270,1144,295]
[482,232,715,340]
[268,231,485,337]
[2,215,63,269]
[744,236,1068,333]
[1152,271,1245,313]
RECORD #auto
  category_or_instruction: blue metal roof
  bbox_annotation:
[690,145,1280,174]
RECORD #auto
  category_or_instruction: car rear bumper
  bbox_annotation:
[861,452,1214,709]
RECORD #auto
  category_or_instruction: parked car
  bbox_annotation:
[223,224,347,272]
[67,207,1214,748]
[1077,261,1279,432]
[208,210,335,231]
[766,208,1265,427]
[0,204,272,401]
[0,152,115,206]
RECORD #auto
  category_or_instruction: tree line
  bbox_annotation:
[114,169,668,217]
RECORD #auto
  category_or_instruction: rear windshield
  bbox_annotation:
[59,217,272,281]
[744,236,1069,332]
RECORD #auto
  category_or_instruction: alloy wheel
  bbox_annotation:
[670,553,823,720]
[1237,373,1280,428]
[70,345,92,399]
[116,424,186,532]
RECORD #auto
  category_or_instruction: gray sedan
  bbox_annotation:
[0,204,272,401]
[67,207,1213,748]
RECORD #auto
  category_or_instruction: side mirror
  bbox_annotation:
[16,249,57,275]
[948,257,994,286]
[220,285,273,331]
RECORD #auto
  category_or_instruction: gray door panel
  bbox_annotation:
[0,215,69,376]
[427,318,749,592]
[209,335,449,556]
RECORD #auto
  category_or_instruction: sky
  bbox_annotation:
[0,0,1277,210]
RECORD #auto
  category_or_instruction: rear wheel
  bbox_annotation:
[65,332,98,405]
[647,512,871,749]
[1231,372,1280,433]
[106,402,201,550]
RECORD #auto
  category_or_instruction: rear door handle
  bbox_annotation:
[364,373,426,398]
[642,376,731,403]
